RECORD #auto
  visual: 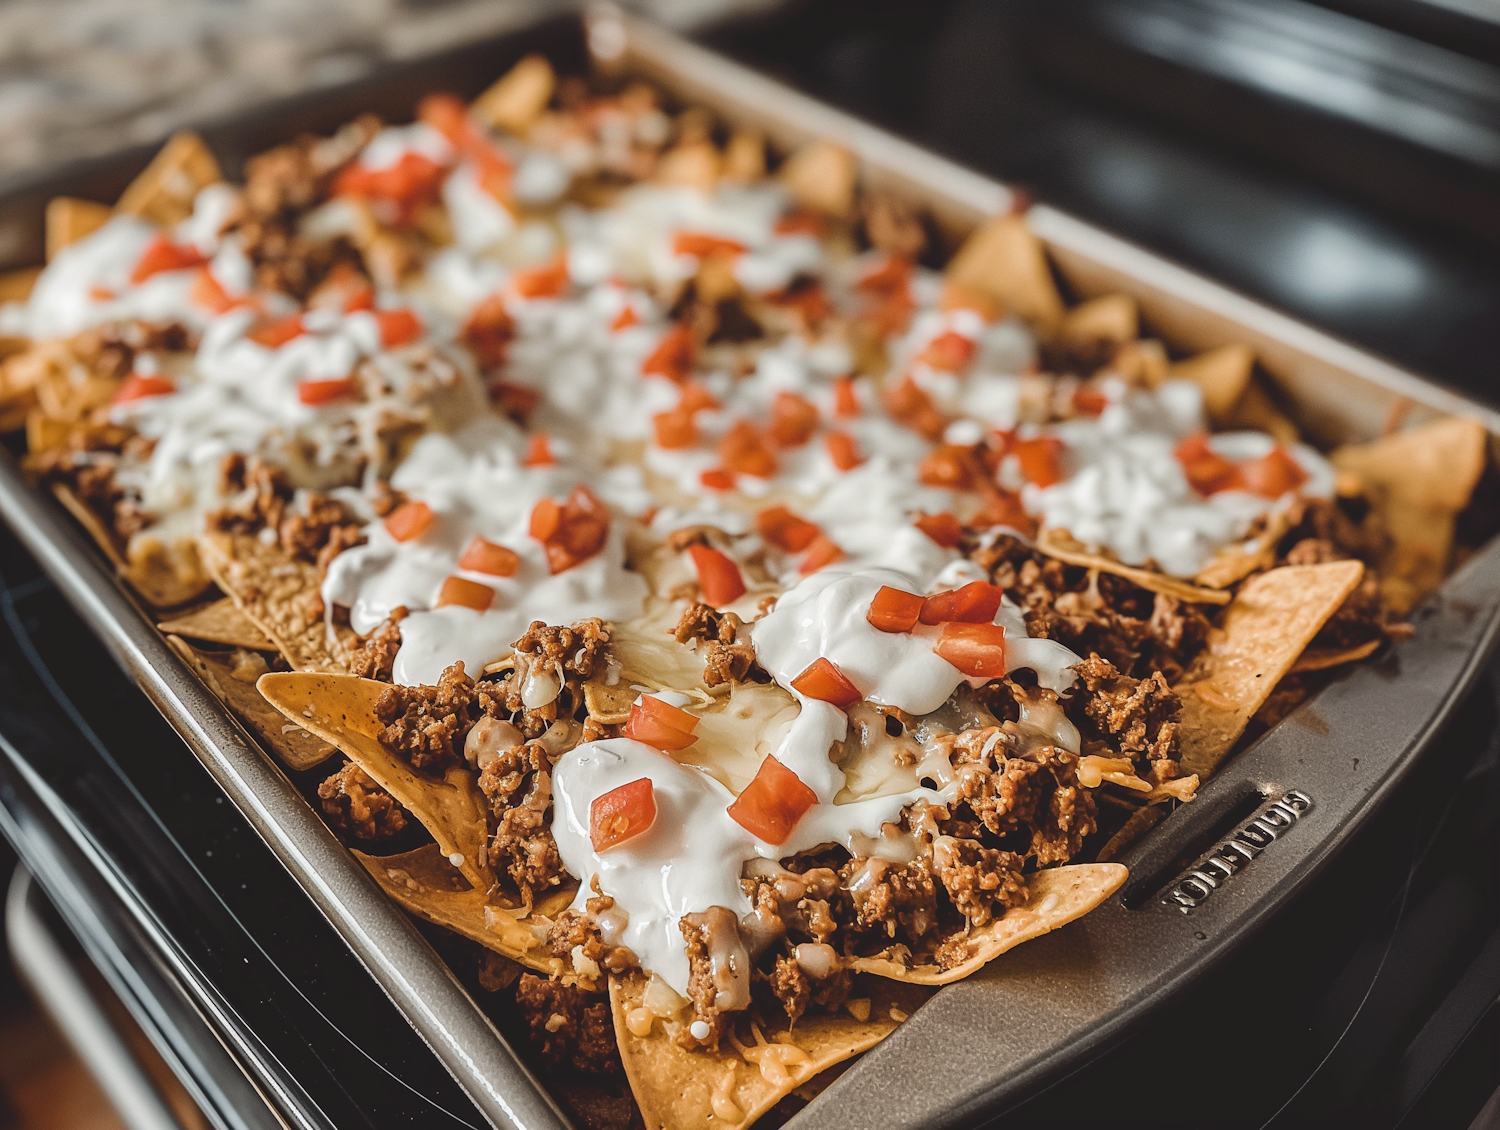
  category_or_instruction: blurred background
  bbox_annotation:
[1,0,1498,1127]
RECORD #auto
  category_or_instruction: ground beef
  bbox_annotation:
[838,858,939,942]
[763,955,852,1025]
[514,975,621,1076]
[348,608,406,682]
[930,837,1028,928]
[677,913,727,1050]
[546,909,637,976]
[673,602,757,686]
[740,867,842,948]
[374,661,477,772]
[208,454,365,573]
[489,619,610,738]
[491,805,565,900]
[1071,653,1182,771]
[280,492,365,574]
[316,761,408,841]
[953,744,1098,865]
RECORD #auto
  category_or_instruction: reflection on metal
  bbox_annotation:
[1162,791,1314,911]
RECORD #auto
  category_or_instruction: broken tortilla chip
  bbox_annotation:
[45,197,113,261]
[1177,560,1365,778]
[944,213,1065,333]
[158,597,274,650]
[355,844,578,975]
[778,140,857,219]
[199,530,355,672]
[1169,343,1253,424]
[1223,379,1298,446]
[471,54,556,135]
[611,971,929,1130]
[52,484,210,608]
[115,131,223,227]
[847,863,1126,985]
[1290,637,1382,673]
[257,671,493,890]
[1059,293,1136,359]
[1193,506,1294,590]
[1036,528,1232,604]
[165,636,334,771]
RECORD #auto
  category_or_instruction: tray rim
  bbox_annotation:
[0,8,1496,1130]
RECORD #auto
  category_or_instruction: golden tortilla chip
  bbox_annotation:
[1036,528,1232,605]
[355,844,578,976]
[722,129,767,183]
[1059,293,1136,358]
[472,54,556,135]
[115,131,223,227]
[944,213,1065,333]
[778,140,857,219]
[1169,343,1253,424]
[0,266,40,304]
[158,597,274,650]
[848,863,1126,985]
[611,971,929,1130]
[199,530,355,672]
[656,141,722,192]
[1177,560,1365,778]
[50,484,209,608]
[45,197,113,260]
[165,636,334,771]
[258,671,494,890]
[1224,379,1298,446]
[1194,506,1294,590]
[1290,637,1381,673]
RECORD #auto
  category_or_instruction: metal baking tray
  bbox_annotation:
[1,9,1499,1130]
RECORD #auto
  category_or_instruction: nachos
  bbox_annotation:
[1,51,1490,1130]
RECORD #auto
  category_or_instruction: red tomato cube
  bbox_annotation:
[867,586,924,633]
[687,544,746,607]
[790,657,862,709]
[934,621,1007,678]
[726,756,817,845]
[457,536,519,577]
[591,777,658,852]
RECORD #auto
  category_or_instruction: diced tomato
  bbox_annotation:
[1174,433,1241,496]
[435,575,495,612]
[473,146,513,201]
[130,235,207,284]
[642,323,695,383]
[934,621,1008,678]
[376,308,423,349]
[678,382,720,414]
[622,696,698,752]
[824,430,862,471]
[465,294,515,368]
[832,376,861,418]
[726,756,817,845]
[610,305,639,332]
[248,314,306,349]
[918,445,975,490]
[416,92,472,148]
[1236,446,1308,499]
[920,581,1004,626]
[756,505,820,553]
[971,489,1035,534]
[1013,436,1066,488]
[699,467,736,491]
[914,511,964,548]
[590,777,658,852]
[512,259,569,299]
[298,377,359,406]
[458,536,519,577]
[856,255,912,296]
[917,330,976,372]
[719,420,778,478]
[1072,385,1109,417]
[791,657,862,709]
[490,379,539,424]
[672,231,746,258]
[768,391,819,448]
[687,544,746,607]
[111,374,176,404]
[774,211,826,237]
[883,375,946,441]
[522,433,556,467]
[867,586,924,633]
[385,501,435,542]
[652,409,697,449]
[799,534,844,575]
[333,151,447,225]
[344,287,375,313]
[190,268,239,314]
[529,486,610,574]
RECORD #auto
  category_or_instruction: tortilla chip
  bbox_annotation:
[158,597,273,650]
[611,971,929,1130]
[1059,294,1136,357]
[1331,417,1488,611]
[848,863,1126,985]
[45,197,113,260]
[1223,379,1298,446]
[355,844,577,975]
[165,636,334,771]
[944,214,1065,333]
[1169,343,1253,424]
[471,54,556,135]
[123,532,213,608]
[1290,637,1381,673]
[258,671,494,890]
[1194,506,1294,590]
[199,530,355,672]
[0,266,40,304]
[656,141,722,192]
[115,131,223,227]
[1036,528,1232,605]
[778,140,856,219]
[722,129,766,183]
[1177,560,1365,778]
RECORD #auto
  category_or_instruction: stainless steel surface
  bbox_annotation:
[7,866,184,1130]
[0,10,1497,1129]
